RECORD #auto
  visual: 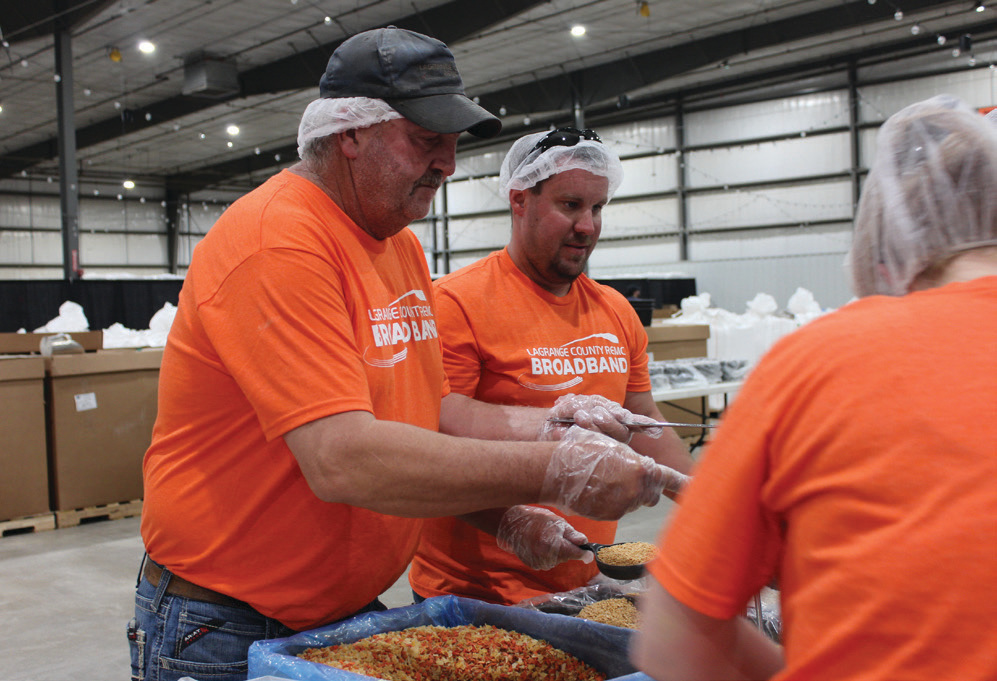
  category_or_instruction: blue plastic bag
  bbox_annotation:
[248,595,640,680]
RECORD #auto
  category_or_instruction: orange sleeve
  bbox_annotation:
[199,248,373,440]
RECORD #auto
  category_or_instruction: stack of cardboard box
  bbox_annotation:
[0,332,162,530]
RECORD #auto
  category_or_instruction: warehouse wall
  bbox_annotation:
[436,62,997,310]
[1,52,995,313]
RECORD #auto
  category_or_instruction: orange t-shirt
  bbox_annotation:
[141,170,446,631]
[649,277,997,680]
[409,248,652,604]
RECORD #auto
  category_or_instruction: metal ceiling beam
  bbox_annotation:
[0,0,549,180]
[0,0,118,42]
[171,0,976,192]
[473,0,967,117]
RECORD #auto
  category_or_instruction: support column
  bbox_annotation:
[847,62,861,213]
[165,187,182,274]
[54,27,82,281]
[675,99,689,261]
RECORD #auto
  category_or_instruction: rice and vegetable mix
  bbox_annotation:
[298,624,606,681]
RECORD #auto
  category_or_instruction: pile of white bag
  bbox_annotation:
[27,300,176,348]
[667,287,830,367]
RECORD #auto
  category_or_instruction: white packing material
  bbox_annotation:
[101,302,177,348]
[32,301,90,333]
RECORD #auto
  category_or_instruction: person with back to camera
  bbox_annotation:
[129,27,686,681]
[408,128,694,606]
[631,94,997,680]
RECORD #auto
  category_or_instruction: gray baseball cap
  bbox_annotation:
[319,27,501,139]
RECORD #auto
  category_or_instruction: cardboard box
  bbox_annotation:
[0,331,103,355]
[45,349,162,511]
[0,357,50,521]
[646,323,710,437]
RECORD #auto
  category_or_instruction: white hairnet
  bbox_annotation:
[498,130,624,200]
[297,97,403,159]
[849,95,997,296]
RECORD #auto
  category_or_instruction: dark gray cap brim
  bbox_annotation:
[386,93,501,139]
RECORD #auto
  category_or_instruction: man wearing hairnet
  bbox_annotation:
[409,128,694,606]
[632,95,997,680]
[132,28,685,681]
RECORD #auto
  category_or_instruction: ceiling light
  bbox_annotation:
[570,25,586,37]
[911,23,921,35]
[937,34,947,45]
[226,124,240,136]
[0,103,4,113]
[867,0,876,4]
[637,1,651,17]
[894,9,903,20]
[226,141,233,148]
[123,179,135,189]
[138,40,155,54]
[324,16,332,25]
[975,1,985,12]
[109,47,122,62]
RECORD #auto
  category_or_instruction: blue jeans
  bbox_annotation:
[128,558,385,681]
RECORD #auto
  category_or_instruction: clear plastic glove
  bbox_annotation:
[496,506,592,571]
[541,426,689,520]
[539,393,635,443]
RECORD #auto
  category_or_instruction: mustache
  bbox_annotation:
[413,172,445,191]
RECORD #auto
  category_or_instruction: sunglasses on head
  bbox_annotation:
[531,127,602,154]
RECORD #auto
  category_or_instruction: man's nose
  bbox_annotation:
[574,211,598,235]
[430,137,459,177]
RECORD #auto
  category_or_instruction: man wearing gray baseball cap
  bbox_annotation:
[130,26,682,680]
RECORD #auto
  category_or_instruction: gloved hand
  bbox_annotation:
[541,426,689,520]
[496,506,591,571]
[539,393,642,443]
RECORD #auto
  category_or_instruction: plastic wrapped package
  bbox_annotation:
[647,362,670,392]
[720,359,750,382]
[675,357,722,384]
[248,595,639,680]
[659,361,707,388]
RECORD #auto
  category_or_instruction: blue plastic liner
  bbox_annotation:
[248,595,640,680]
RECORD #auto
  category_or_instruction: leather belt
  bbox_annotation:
[143,559,250,609]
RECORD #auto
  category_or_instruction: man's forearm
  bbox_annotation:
[439,392,546,440]
[285,410,552,516]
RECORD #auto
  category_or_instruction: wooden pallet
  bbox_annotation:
[55,499,143,528]
[0,512,56,538]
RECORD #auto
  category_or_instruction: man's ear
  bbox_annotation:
[339,128,361,160]
[510,189,528,216]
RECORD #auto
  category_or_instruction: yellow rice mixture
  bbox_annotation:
[298,624,605,681]
[596,542,657,566]
[576,598,640,630]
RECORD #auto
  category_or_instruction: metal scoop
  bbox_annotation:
[548,417,716,429]
[581,542,651,581]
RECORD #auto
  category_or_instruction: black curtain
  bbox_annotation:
[0,280,184,332]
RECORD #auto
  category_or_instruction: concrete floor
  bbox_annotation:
[0,502,675,681]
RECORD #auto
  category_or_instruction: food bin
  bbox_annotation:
[248,595,641,680]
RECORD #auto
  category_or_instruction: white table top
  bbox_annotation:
[651,380,744,402]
